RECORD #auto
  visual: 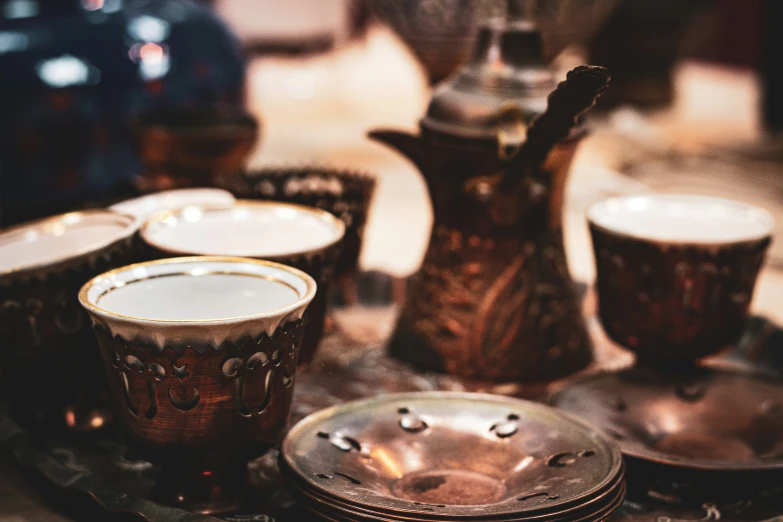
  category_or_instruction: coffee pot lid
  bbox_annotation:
[421,19,555,140]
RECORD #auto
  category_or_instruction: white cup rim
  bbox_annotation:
[140,200,345,259]
[0,210,141,280]
[79,255,316,326]
[586,194,775,246]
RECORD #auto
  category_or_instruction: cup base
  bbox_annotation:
[150,462,248,515]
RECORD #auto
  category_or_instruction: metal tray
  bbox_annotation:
[2,273,783,522]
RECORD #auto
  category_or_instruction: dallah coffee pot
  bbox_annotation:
[369,20,609,380]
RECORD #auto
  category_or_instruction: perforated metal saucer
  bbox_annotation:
[280,392,624,520]
[551,367,783,472]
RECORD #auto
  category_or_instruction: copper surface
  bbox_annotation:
[370,66,610,380]
[551,366,783,472]
[589,221,771,363]
[92,318,305,514]
[6,275,783,520]
[281,392,625,521]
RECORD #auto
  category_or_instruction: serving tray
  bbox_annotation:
[2,273,783,522]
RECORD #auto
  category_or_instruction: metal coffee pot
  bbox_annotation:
[369,20,610,380]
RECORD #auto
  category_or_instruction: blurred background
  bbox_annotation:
[2,0,783,318]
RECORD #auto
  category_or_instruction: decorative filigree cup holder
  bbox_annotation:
[0,211,140,432]
[79,257,316,514]
[590,222,770,365]
[93,323,304,514]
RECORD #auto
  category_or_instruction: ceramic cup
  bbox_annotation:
[109,188,236,221]
[216,167,376,281]
[79,256,315,514]
[0,210,140,432]
[139,201,345,365]
[588,194,774,364]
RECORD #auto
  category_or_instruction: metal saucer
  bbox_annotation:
[284,467,626,522]
[551,366,783,472]
[280,392,625,521]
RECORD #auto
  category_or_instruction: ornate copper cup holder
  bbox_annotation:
[551,194,783,491]
[78,256,317,514]
[0,209,141,432]
[280,392,626,521]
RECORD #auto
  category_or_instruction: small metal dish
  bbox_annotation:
[551,366,783,472]
[280,392,624,521]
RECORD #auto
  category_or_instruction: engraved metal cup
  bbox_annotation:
[79,257,316,514]
[588,194,774,364]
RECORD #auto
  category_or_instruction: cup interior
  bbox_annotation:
[80,257,315,324]
[141,201,345,259]
[587,194,774,244]
[0,211,139,276]
[109,188,236,220]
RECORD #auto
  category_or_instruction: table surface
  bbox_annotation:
[1,295,781,522]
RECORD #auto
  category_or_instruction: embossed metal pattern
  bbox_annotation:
[372,66,611,381]
[280,392,624,520]
[95,322,303,458]
[551,366,783,472]
[589,223,771,362]
[92,319,305,513]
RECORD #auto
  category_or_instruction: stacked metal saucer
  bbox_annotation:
[280,392,625,522]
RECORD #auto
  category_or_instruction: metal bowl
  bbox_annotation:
[281,392,625,520]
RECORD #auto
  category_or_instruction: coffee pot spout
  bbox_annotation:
[368,129,433,178]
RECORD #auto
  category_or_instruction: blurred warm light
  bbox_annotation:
[371,447,404,479]
[81,0,104,11]
[90,416,105,429]
[139,42,163,62]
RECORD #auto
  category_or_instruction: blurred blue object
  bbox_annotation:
[0,0,246,225]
